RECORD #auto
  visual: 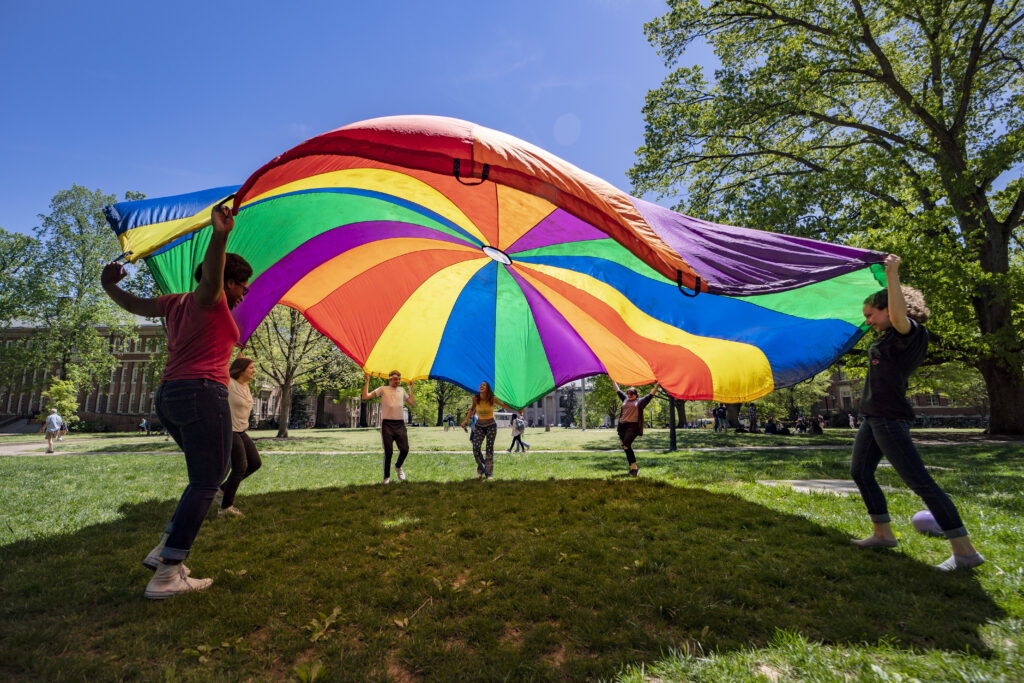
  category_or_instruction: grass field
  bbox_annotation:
[0,428,1021,681]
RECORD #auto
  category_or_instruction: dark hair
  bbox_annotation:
[389,370,401,379]
[863,286,931,323]
[229,356,253,379]
[477,382,494,404]
[194,253,253,286]
[626,388,638,397]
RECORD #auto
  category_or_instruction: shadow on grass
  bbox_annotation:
[0,479,1001,681]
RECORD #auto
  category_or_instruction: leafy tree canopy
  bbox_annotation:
[633,0,1024,433]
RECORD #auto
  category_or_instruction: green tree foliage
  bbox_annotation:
[247,305,360,438]
[432,380,471,426]
[36,377,80,428]
[753,372,833,422]
[32,186,143,387]
[588,375,623,426]
[633,0,1024,433]
[0,228,45,326]
[560,386,579,427]
[911,361,989,414]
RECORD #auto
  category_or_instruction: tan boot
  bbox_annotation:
[144,562,212,600]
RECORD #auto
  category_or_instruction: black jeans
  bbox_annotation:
[381,419,409,478]
[220,431,262,508]
[155,379,233,560]
[850,417,967,537]
[618,422,641,465]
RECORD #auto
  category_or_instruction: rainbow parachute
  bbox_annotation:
[105,115,884,407]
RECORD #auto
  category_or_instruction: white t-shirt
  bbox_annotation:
[371,385,407,420]
[228,379,254,432]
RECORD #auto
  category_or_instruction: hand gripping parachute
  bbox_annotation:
[105,115,885,408]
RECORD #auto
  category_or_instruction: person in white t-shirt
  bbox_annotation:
[216,357,262,517]
[361,371,416,483]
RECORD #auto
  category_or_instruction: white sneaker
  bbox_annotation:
[144,562,212,599]
[396,467,406,482]
[382,477,390,484]
[217,505,244,518]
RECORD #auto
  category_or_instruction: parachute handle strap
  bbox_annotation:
[677,271,701,297]
[454,159,490,186]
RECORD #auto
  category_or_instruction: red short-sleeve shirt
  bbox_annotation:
[157,292,239,385]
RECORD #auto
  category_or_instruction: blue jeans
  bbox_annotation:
[850,417,967,538]
[155,379,233,560]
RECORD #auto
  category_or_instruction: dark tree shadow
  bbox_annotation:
[0,479,1001,681]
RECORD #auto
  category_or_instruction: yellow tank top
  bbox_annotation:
[476,398,495,421]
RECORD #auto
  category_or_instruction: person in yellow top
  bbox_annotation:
[362,371,416,483]
[461,381,513,480]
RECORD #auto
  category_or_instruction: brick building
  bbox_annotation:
[811,367,986,427]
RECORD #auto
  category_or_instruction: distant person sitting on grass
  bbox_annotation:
[39,408,62,453]
[361,371,416,484]
[462,381,513,480]
[849,254,983,571]
[102,202,252,599]
[214,357,262,518]
[613,380,658,477]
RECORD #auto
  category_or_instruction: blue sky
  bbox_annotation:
[1,1,711,236]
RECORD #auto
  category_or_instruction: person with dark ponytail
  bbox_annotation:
[850,254,984,570]
[214,356,262,517]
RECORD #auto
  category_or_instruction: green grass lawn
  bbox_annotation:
[0,429,1021,681]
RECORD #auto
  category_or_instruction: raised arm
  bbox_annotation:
[360,373,375,400]
[194,204,233,307]
[405,380,416,407]
[101,263,160,317]
[884,255,911,335]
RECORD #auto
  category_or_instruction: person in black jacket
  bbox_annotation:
[849,255,983,571]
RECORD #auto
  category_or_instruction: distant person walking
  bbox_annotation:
[361,371,416,483]
[214,357,262,518]
[613,381,658,477]
[849,254,983,571]
[103,202,252,599]
[462,381,513,480]
[507,411,529,453]
[39,408,62,453]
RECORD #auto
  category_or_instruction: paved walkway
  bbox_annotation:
[758,479,896,496]
[3,438,1021,458]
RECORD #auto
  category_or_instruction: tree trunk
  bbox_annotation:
[359,401,368,428]
[725,403,741,429]
[436,400,444,427]
[315,390,327,427]
[276,382,292,438]
[977,357,1024,435]
[668,396,677,451]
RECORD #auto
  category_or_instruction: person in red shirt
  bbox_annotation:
[102,204,252,598]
